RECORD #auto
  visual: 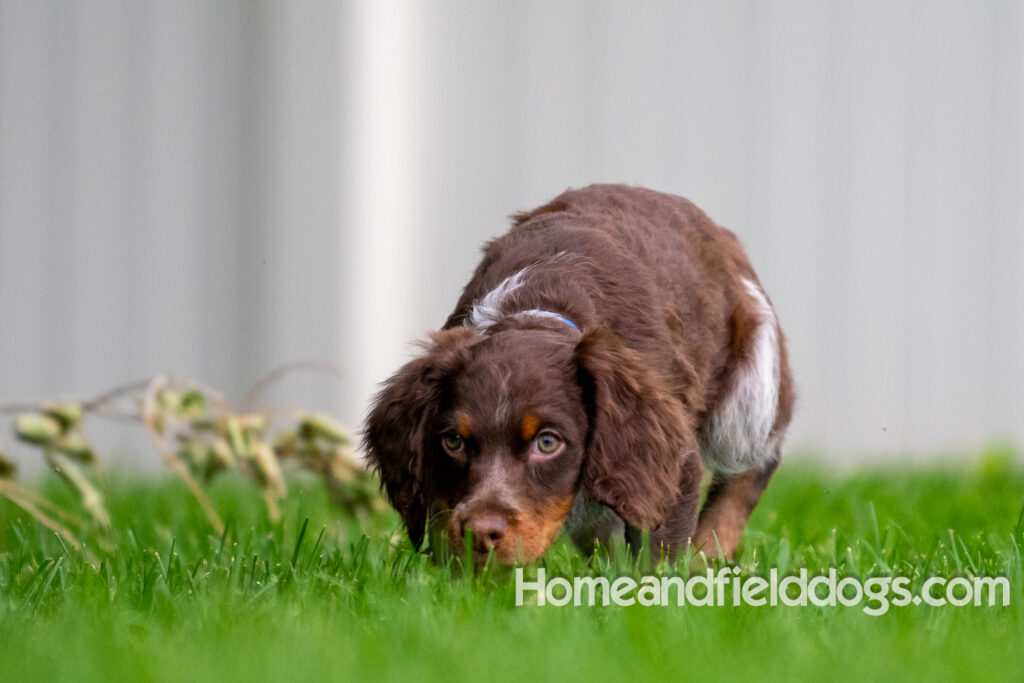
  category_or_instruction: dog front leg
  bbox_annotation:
[626,451,703,565]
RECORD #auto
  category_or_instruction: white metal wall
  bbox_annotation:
[0,0,342,470]
[2,1,1022,468]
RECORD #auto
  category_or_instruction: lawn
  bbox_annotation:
[1,455,1022,682]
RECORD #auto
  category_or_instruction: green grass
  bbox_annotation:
[1,456,1023,682]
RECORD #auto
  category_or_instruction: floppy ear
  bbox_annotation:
[576,328,691,530]
[363,327,477,547]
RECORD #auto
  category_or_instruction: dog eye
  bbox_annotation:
[441,433,465,455]
[531,431,564,458]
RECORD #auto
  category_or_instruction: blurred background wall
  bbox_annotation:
[1,0,1022,470]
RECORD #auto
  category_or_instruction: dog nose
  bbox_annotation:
[467,515,508,553]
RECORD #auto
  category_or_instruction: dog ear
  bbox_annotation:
[575,328,690,530]
[363,327,478,548]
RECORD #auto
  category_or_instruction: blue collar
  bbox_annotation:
[514,309,580,332]
[556,315,579,331]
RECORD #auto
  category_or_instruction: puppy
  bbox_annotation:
[364,184,793,564]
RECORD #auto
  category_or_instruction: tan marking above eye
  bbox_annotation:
[457,412,473,438]
[521,413,540,441]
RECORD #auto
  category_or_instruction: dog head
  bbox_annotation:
[363,322,688,564]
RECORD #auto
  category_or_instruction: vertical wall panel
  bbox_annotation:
[905,1,995,456]
[338,0,426,429]
[0,1,341,471]
[988,0,1024,445]
[749,0,831,455]
[0,1,53,396]
[0,1,1021,467]
[824,1,915,456]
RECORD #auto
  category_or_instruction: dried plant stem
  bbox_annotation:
[142,376,225,536]
[0,378,152,416]
[2,480,84,527]
[0,479,82,551]
[238,360,343,412]
[80,379,153,411]
[262,488,282,524]
[43,450,111,529]
[253,442,287,499]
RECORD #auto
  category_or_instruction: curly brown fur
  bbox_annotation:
[364,184,793,564]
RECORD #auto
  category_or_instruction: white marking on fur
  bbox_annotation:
[514,309,583,333]
[701,277,781,476]
[468,267,532,329]
[516,309,563,323]
[454,457,520,516]
[494,368,513,423]
[467,252,583,331]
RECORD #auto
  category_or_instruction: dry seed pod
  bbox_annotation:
[158,390,183,414]
[179,440,206,466]
[327,453,358,484]
[14,413,62,446]
[41,402,82,430]
[299,413,349,444]
[224,416,251,457]
[272,430,304,462]
[236,414,268,434]
[251,441,286,498]
[210,437,237,468]
[189,417,218,432]
[0,443,15,478]
[53,433,95,462]
[178,391,206,418]
[179,440,220,479]
[273,428,298,451]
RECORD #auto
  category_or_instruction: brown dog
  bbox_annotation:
[364,184,793,564]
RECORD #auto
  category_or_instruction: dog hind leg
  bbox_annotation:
[693,454,779,560]
[694,277,791,560]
